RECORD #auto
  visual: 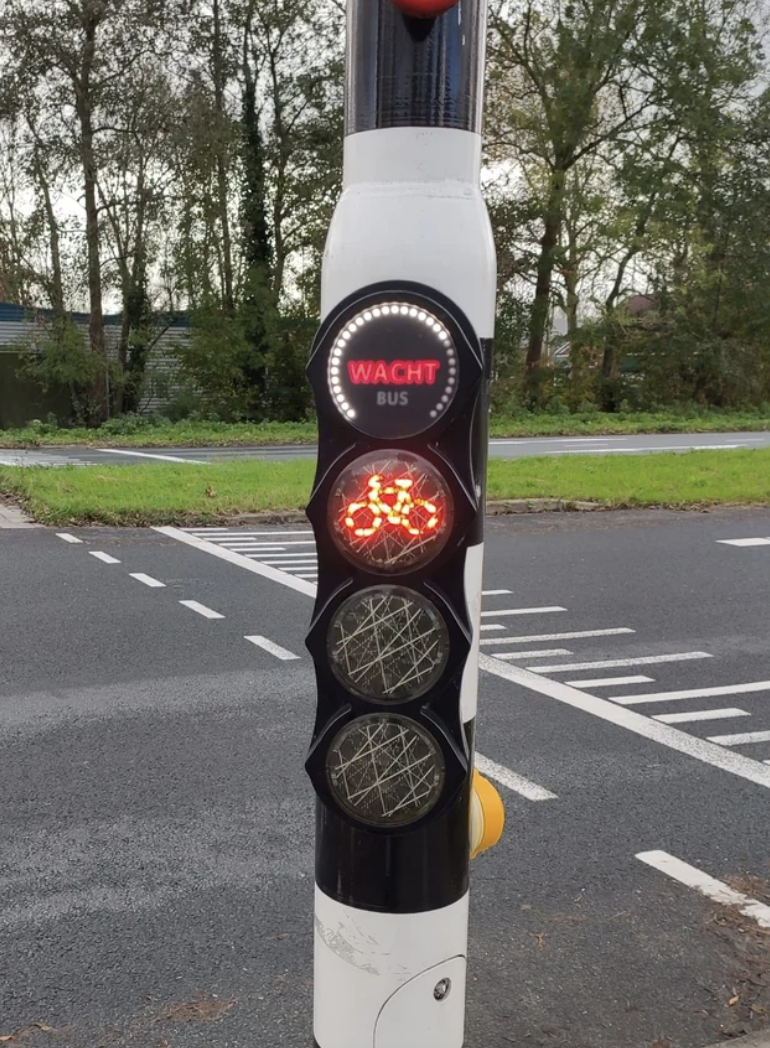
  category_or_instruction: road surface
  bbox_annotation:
[0,429,769,467]
[1,508,770,1047]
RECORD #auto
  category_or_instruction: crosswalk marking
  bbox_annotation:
[717,537,770,547]
[567,675,654,688]
[480,628,633,647]
[609,680,770,705]
[707,729,770,746]
[653,708,750,725]
[528,652,712,673]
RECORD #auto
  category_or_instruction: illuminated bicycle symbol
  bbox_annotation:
[344,474,441,539]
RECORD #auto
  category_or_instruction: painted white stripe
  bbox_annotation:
[478,654,770,791]
[474,753,556,802]
[636,850,770,929]
[550,443,745,455]
[245,635,300,661]
[56,533,82,544]
[223,540,315,548]
[179,600,224,620]
[260,557,318,565]
[717,537,770,547]
[482,589,512,596]
[653,708,750,724]
[221,545,287,552]
[610,680,770,706]
[254,553,317,560]
[97,448,207,464]
[479,624,506,632]
[130,573,166,588]
[495,648,573,660]
[155,527,316,598]
[480,606,567,618]
[530,652,712,673]
[186,529,314,537]
[480,628,634,647]
[295,573,319,578]
[707,730,770,746]
[89,551,120,564]
[567,675,655,688]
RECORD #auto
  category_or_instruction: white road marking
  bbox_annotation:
[479,624,506,632]
[636,850,770,929]
[474,753,556,801]
[56,533,82,544]
[479,606,567,618]
[550,444,746,455]
[261,559,318,566]
[222,545,287,552]
[130,573,166,588]
[295,573,319,578]
[479,654,770,791]
[186,529,314,538]
[256,553,317,560]
[482,589,512,596]
[609,680,770,705]
[717,537,770,547]
[97,448,207,464]
[567,675,655,688]
[89,551,121,564]
[707,729,770,746]
[480,627,634,647]
[529,652,713,673]
[653,708,750,724]
[179,600,224,620]
[155,527,316,598]
[224,540,315,548]
[245,635,301,661]
[495,648,573,660]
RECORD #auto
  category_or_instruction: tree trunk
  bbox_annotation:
[526,168,565,371]
[213,0,234,313]
[75,14,107,423]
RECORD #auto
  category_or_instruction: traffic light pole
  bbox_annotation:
[305,3,498,1046]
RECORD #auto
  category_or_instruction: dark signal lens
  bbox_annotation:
[329,450,452,573]
[326,714,445,827]
[328,586,449,701]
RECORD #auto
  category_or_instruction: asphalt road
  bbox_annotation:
[0,429,769,467]
[2,508,770,1048]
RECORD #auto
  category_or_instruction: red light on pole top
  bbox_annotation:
[388,0,459,17]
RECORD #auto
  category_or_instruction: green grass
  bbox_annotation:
[1,408,768,448]
[3,448,769,526]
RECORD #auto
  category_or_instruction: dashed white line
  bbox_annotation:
[480,606,567,618]
[98,448,207,464]
[717,537,770,547]
[567,675,655,688]
[494,648,573,660]
[653,708,750,724]
[179,600,224,620]
[474,753,556,801]
[480,628,634,647]
[636,850,770,929]
[529,652,712,673]
[707,729,770,746]
[480,624,506,632]
[608,680,770,705]
[482,589,512,596]
[89,551,121,565]
[245,635,300,661]
[479,654,770,791]
[56,533,82,544]
[130,573,166,588]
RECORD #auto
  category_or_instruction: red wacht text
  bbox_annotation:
[347,359,440,385]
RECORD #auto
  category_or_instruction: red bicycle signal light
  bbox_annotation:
[388,0,459,16]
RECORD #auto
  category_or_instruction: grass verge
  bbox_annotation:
[0,409,768,448]
[2,448,769,526]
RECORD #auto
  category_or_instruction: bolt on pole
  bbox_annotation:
[304,2,501,1046]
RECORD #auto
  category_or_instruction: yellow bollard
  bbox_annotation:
[470,769,505,859]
